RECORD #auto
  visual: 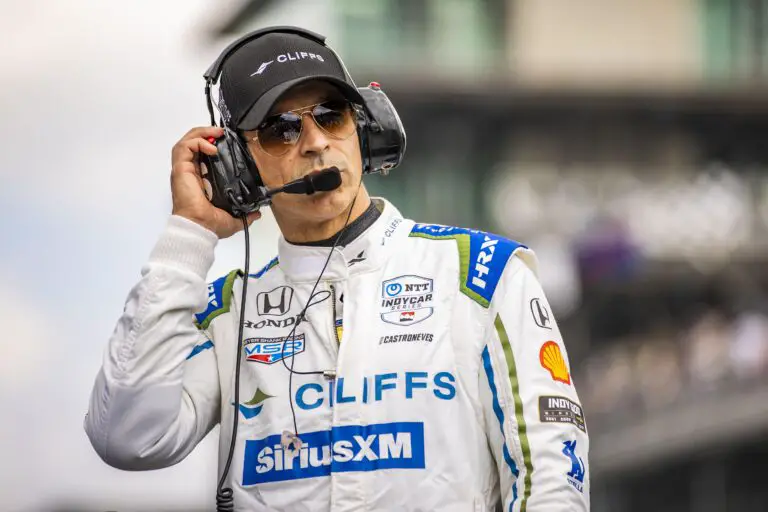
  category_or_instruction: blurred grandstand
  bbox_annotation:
[193,1,768,511]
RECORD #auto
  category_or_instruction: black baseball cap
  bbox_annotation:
[219,30,363,131]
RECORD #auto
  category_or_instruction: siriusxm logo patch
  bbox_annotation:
[242,422,425,485]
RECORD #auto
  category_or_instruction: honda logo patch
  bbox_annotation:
[530,298,552,330]
[257,286,294,316]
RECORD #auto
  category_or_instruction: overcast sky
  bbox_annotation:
[0,1,289,510]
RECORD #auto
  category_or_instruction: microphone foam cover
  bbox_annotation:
[310,167,342,192]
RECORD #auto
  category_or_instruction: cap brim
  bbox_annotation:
[236,76,364,131]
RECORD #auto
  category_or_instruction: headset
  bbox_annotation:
[200,26,407,217]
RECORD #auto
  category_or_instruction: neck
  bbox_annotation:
[276,188,373,244]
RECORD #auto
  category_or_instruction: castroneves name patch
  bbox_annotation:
[242,422,426,485]
[379,333,434,344]
[539,396,586,433]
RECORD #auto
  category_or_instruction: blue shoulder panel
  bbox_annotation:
[195,269,239,329]
[410,224,526,308]
[194,258,278,330]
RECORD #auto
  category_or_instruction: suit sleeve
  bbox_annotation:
[479,256,590,511]
[84,216,222,470]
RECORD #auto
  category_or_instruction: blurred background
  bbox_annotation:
[3,0,768,510]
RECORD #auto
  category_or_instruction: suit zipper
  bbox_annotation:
[330,284,341,345]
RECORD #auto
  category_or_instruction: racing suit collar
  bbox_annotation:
[277,197,410,283]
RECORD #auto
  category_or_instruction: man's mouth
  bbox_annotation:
[301,167,343,180]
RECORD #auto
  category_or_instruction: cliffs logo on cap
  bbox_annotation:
[539,341,571,385]
[380,275,434,326]
[250,52,327,77]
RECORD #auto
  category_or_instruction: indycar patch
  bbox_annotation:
[380,275,434,326]
[539,395,586,432]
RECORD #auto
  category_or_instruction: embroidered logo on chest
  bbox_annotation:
[380,275,434,326]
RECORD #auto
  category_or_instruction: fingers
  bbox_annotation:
[172,126,224,171]
[170,126,261,240]
[182,125,224,140]
[172,138,218,172]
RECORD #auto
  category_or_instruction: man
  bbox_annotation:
[84,27,590,511]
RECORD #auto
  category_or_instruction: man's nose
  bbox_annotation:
[298,113,330,157]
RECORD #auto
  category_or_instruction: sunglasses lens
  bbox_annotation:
[255,102,355,156]
[257,113,301,156]
[312,102,355,139]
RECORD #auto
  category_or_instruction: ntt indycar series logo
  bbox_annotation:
[381,275,434,325]
[242,422,425,485]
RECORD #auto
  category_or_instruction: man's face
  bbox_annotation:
[243,81,364,225]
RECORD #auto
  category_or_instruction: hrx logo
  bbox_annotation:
[242,422,425,484]
[471,236,498,290]
[206,283,218,307]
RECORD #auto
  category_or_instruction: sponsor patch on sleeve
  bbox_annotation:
[195,269,239,330]
[539,396,586,433]
[562,439,586,493]
[409,224,525,308]
[539,341,572,385]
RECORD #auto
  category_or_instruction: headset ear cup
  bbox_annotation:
[355,85,405,175]
[202,129,268,216]
[354,107,372,174]
[225,128,268,206]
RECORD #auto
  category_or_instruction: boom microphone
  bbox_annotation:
[261,167,342,199]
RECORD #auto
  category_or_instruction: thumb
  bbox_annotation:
[246,210,262,226]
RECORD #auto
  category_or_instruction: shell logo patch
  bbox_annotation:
[539,341,571,385]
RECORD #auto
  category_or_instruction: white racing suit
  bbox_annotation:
[85,198,590,511]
